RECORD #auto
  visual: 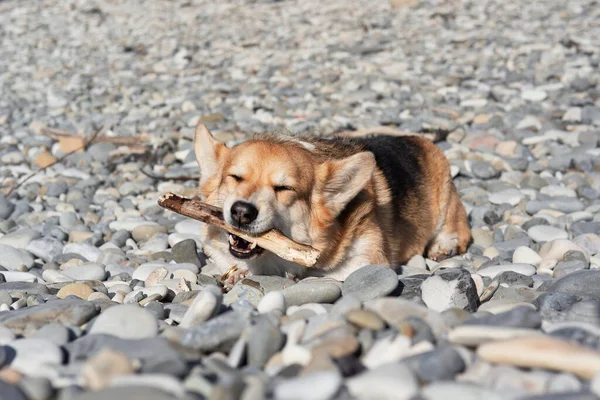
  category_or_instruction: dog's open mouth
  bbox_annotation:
[228,234,264,259]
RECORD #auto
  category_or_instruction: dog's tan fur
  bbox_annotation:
[194,123,470,281]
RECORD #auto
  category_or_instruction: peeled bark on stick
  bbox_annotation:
[157,193,320,267]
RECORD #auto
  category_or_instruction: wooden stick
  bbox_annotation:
[157,193,320,267]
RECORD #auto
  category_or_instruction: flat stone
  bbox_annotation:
[66,335,187,376]
[548,270,600,298]
[274,371,342,400]
[181,310,248,352]
[0,381,27,400]
[281,281,341,306]
[346,362,418,400]
[478,336,600,379]
[61,263,106,281]
[528,225,569,243]
[448,325,544,346]
[171,239,203,267]
[462,306,542,328]
[89,304,158,339]
[365,297,448,336]
[421,382,505,400]
[0,299,97,334]
[71,386,175,400]
[342,264,398,302]
[477,263,536,279]
[345,309,385,330]
[57,282,94,300]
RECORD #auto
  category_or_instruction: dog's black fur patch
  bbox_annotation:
[359,136,424,210]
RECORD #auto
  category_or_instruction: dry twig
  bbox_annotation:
[157,193,320,267]
[3,126,104,197]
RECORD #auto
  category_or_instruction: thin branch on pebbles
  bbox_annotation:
[40,127,150,146]
[3,126,104,198]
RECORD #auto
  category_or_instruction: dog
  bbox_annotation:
[194,123,470,283]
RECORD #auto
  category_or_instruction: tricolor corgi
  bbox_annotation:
[194,123,470,283]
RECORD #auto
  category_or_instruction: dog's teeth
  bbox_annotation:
[228,235,235,245]
[249,242,257,249]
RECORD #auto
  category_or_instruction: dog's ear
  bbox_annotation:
[194,123,229,185]
[316,152,376,217]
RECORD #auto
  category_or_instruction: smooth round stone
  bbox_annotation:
[29,323,71,346]
[26,237,64,262]
[281,281,341,306]
[167,232,203,247]
[132,262,199,281]
[109,219,159,231]
[62,243,101,262]
[172,239,203,267]
[346,363,418,400]
[421,268,478,313]
[61,263,106,281]
[132,224,168,242]
[513,246,542,265]
[528,225,569,243]
[258,291,286,314]
[57,282,94,300]
[89,304,158,339]
[274,371,342,400]
[345,309,385,330]
[179,286,222,328]
[342,265,398,302]
[8,338,64,375]
[539,239,591,262]
[448,326,545,346]
[0,228,39,249]
[488,189,523,206]
[478,336,600,379]
[174,219,204,235]
[477,263,536,279]
[0,244,35,271]
[402,346,466,382]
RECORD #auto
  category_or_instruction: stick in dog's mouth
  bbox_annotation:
[156,193,320,267]
[228,233,265,259]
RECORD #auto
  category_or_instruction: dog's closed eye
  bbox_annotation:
[274,185,294,192]
[229,174,243,182]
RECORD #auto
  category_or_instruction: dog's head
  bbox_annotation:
[194,123,376,265]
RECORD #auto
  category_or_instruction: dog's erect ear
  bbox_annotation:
[194,123,229,185]
[316,152,376,217]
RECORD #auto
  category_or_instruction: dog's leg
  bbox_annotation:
[426,186,470,261]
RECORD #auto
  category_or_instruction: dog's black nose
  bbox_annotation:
[230,201,258,225]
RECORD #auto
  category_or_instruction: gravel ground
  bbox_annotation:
[1,0,600,399]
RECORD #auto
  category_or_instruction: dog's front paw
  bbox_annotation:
[427,232,459,261]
